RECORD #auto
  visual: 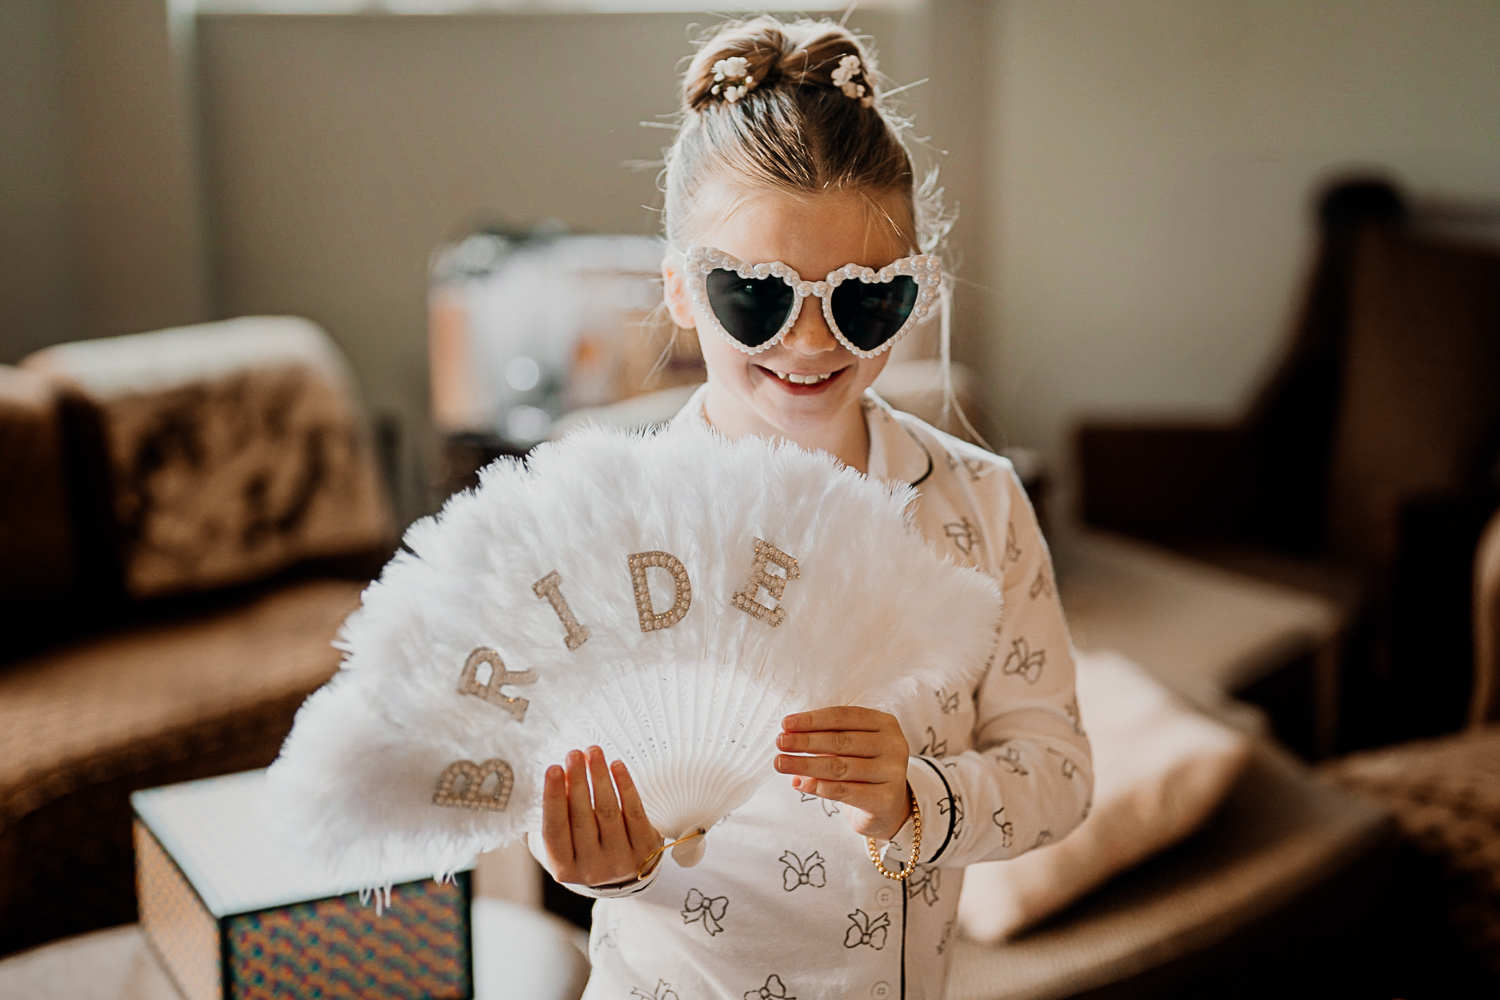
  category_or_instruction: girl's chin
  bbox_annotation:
[744,368,869,429]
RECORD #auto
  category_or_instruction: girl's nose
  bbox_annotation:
[781,299,839,355]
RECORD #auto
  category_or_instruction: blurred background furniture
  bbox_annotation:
[942,467,1500,998]
[1318,502,1500,991]
[949,496,1500,998]
[1055,531,1341,732]
[947,739,1394,1000]
[426,229,706,501]
[1076,178,1500,755]
[0,318,393,958]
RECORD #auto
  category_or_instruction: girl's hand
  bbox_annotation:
[776,707,911,841]
[538,746,662,888]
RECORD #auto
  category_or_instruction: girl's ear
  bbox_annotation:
[661,259,698,329]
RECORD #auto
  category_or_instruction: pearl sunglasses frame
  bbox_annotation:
[678,245,944,359]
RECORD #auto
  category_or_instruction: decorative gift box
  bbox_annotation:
[132,770,473,1000]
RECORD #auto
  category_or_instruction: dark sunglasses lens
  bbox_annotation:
[705,269,797,348]
[829,276,920,352]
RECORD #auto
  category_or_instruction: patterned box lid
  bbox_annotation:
[132,769,455,917]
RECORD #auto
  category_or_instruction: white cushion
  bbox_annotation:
[957,650,1251,942]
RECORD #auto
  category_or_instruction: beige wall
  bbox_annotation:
[1,0,211,363]
[921,0,998,370]
[0,0,78,362]
[985,0,1500,475]
[70,0,214,338]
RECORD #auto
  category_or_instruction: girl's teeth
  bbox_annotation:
[777,371,832,384]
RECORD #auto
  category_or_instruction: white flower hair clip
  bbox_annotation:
[710,56,755,103]
[831,53,873,107]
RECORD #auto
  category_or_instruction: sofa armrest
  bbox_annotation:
[1472,505,1500,728]
[1076,421,1251,543]
[1385,491,1500,737]
[0,367,72,598]
[0,367,76,660]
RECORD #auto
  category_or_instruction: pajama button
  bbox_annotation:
[875,886,895,906]
[871,981,892,998]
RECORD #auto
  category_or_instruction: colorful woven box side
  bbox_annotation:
[224,873,473,1000]
[135,819,225,1000]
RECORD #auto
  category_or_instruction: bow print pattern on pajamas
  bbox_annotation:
[533,387,1092,1000]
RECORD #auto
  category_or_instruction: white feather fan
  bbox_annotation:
[268,422,1002,884]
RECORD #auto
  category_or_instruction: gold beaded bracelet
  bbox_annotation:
[866,787,921,880]
[635,827,706,882]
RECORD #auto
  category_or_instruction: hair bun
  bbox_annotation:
[684,17,879,112]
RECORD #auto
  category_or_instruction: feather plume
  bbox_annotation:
[269,423,1001,883]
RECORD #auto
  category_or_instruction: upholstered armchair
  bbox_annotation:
[1317,503,1500,989]
[1077,179,1500,752]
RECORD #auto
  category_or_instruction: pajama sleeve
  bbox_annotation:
[526,832,662,899]
[884,464,1093,869]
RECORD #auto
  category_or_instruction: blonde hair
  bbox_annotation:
[663,17,948,256]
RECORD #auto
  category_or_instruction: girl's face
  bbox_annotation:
[664,184,912,457]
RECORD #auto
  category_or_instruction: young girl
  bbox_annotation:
[531,17,1091,999]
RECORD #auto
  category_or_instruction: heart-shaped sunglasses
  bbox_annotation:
[679,246,944,358]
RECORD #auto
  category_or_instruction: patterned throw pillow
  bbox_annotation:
[1322,726,1500,975]
[23,317,394,598]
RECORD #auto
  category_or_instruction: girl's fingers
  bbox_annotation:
[564,750,599,852]
[611,760,661,857]
[794,776,910,835]
[798,779,858,809]
[774,753,895,784]
[783,706,888,733]
[775,729,886,757]
[793,776,883,810]
[540,764,574,867]
[543,753,659,888]
[586,746,628,842]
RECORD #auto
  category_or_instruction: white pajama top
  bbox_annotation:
[534,387,1093,1000]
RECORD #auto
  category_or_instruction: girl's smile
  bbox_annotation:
[754,362,850,392]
